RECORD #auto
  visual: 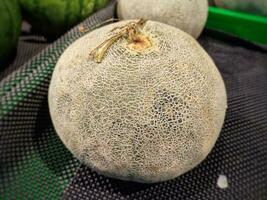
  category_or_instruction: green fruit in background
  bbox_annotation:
[94,0,109,11]
[0,0,21,67]
[19,0,95,38]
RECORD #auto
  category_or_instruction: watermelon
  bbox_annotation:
[0,0,21,67]
[19,0,95,38]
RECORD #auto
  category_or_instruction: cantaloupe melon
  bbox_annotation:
[49,20,227,183]
[117,0,208,38]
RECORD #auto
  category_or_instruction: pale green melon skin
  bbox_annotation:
[117,0,208,38]
[49,20,227,183]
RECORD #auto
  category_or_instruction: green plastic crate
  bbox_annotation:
[206,7,267,45]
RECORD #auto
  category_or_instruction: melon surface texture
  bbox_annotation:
[49,20,227,183]
[117,0,208,38]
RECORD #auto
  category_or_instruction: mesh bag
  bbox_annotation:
[1,1,267,199]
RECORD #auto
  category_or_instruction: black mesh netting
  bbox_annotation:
[1,1,267,199]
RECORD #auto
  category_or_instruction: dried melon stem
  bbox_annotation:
[127,28,152,52]
[90,19,152,63]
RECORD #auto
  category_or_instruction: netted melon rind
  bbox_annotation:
[117,0,208,38]
[48,20,227,183]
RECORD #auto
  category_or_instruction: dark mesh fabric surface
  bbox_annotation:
[1,1,267,199]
